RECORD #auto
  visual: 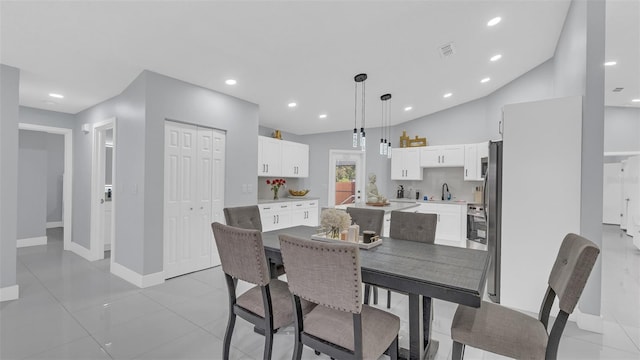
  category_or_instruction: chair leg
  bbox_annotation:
[223,312,236,360]
[452,341,465,360]
[314,350,320,356]
[387,290,392,308]
[364,284,371,305]
[263,329,273,360]
[292,339,303,360]
[388,335,399,360]
[373,286,379,305]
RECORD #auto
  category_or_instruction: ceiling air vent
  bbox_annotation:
[438,42,456,58]
[612,87,624,92]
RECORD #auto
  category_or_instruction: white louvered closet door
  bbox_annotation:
[164,121,225,278]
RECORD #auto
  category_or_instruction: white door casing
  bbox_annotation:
[90,118,116,262]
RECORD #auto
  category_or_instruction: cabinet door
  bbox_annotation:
[305,201,319,227]
[290,201,307,224]
[440,146,465,167]
[258,136,282,176]
[420,148,441,167]
[282,141,309,178]
[464,144,478,180]
[404,148,423,180]
[259,204,277,232]
[391,149,405,179]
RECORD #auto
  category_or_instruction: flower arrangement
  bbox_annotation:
[320,209,352,239]
[266,178,286,200]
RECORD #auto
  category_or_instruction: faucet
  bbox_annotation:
[441,183,450,201]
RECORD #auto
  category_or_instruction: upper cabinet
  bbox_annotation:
[258,136,309,178]
[391,147,423,180]
[464,142,488,181]
[419,145,464,168]
[282,141,309,177]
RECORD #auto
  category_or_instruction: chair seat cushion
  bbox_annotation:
[451,301,548,359]
[303,304,400,359]
[236,279,314,330]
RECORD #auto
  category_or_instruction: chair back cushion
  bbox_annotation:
[224,205,263,231]
[279,234,362,313]
[389,211,437,243]
[548,233,600,313]
[211,222,270,286]
[346,207,384,235]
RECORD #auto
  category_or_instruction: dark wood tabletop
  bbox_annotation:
[261,226,491,360]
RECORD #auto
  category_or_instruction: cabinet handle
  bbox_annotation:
[438,155,441,163]
[273,215,276,224]
[266,164,269,173]
[465,169,468,177]
[442,155,445,163]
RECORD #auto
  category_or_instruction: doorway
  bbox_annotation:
[328,150,365,208]
[18,123,73,251]
[89,118,116,263]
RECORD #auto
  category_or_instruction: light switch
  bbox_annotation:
[248,184,253,193]
[242,184,248,193]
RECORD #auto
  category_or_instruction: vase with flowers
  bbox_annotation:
[320,209,352,239]
[266,178,286,200]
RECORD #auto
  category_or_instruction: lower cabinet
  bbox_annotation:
[403,203,467,247]
[259,200,319,231]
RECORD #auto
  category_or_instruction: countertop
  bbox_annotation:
[258,197,320,204]
[344,201,419,213]
[391,199,469,205]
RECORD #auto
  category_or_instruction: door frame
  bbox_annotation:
[18,123,73,251]
[327,150,366,207]
[89,118,116,263]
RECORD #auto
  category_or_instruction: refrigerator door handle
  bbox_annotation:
[483,172,488,220]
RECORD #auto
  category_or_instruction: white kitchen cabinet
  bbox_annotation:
[258,136,309,178]
[391,148,423,180]
[405,202,467,247]
[282,141,309,178]
[464,142,487,181]
[420,145,464,168]
[258,136,282,176]
[260,200,318,231]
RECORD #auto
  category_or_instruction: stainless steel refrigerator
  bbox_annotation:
[483,140,502,303]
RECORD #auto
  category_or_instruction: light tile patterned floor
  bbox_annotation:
[1,225,638,359]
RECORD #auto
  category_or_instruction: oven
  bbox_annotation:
[467,204,487,244]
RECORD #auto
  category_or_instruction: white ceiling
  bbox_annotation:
[1,1,637,135]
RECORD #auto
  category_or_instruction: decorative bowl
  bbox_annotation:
[288,189,310,197]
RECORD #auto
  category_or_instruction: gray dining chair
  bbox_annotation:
[346,207,389,308]
[224,205,286,277]
[450,233,600,360]
[380,211,437,307]
[211,222,315,360]
[224,205,263,231]
[279,234,400,360]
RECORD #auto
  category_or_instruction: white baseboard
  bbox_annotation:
[0,284,19,302]
[46,221,63,228]
[110,262,164,288]
[68,241,95,261]
[104,243,111,251]
[574,309,604,334]
[17,236,47,248]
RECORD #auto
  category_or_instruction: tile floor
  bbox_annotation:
[1,225,639,359]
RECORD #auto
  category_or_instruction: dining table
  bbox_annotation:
[261,226,490,360]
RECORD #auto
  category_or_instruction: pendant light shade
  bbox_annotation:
[353,73,367,151]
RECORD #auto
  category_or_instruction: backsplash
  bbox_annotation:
[257,177,305,200]
[391,167,482,202]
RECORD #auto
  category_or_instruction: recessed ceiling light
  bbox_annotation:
[481,77,491,83]
[319,114,327,119]
[490,54,502,62]
[288,102,297,108]
[49,93,64,99]
[225,79,237,85]
[42,100,57,105]
[487,17,501,27]
[404,106,413,111]
[604,61,617,66]
[443,93,453,98]
[632,99,640,103]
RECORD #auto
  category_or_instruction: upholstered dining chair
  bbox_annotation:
[450,233,600,360]
[223,205,263,231]
[381,211,438,307]
[279,234,400,360]
[211,223,314,360]
[223,205,285,277]
[346,207,388,307]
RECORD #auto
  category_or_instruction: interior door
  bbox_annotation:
[210,129,226,266]
[164,122,198,278]
[328,150,365,207]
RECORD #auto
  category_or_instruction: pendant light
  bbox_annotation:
[380,94,391,156]
[353,73,367,151]
[387,95,392,159]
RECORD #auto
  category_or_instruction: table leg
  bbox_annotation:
[401,294,438,360]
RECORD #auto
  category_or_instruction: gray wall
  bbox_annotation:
[605,107,640,152]
[0,64,19,289]
[46,133,64,223]
[17,130,47,239]
[19,106,75,129]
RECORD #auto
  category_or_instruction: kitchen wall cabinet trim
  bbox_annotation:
[258,136,309,178]
[391,148,423,180]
